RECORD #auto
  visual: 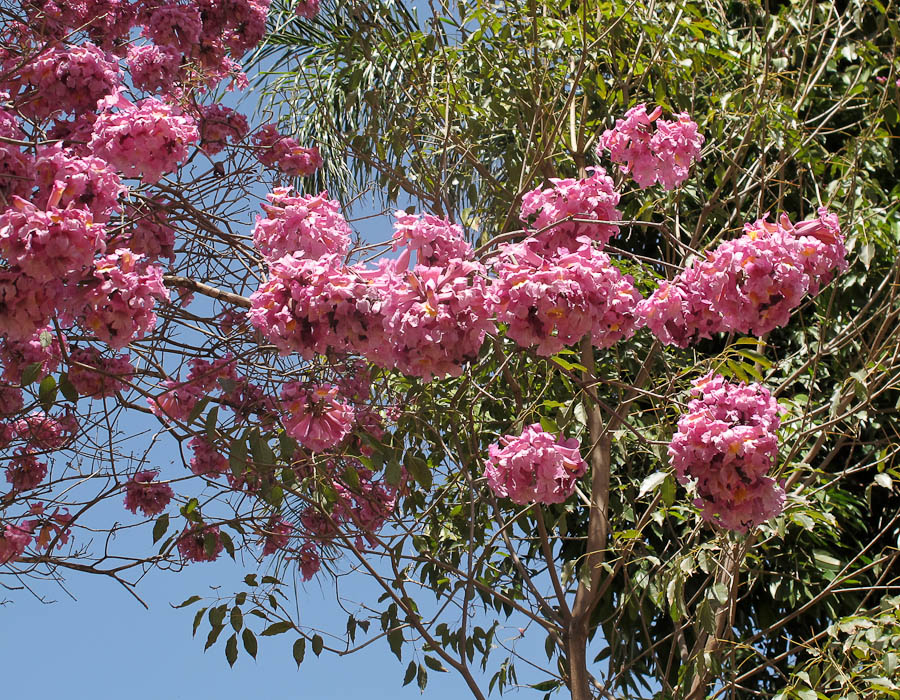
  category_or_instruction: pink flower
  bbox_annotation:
[67,347,135,398]
[78,249,169,349]
[639,209,847,346]
[0,520,34,564]
[90,97,199,184]
[127,44,182,93]
[391,211,472,266]
[197,103,250,155]
[177,524,224,563]
[14,410,78,450]
[252,188,351,261]
[0,269,59,342]
[489,240,641,356]
[5,449,48,491]
[253,124,323,177]
[123,470,174,517]
[249,253,387,359]
[281,383,355,453]
[295,0,320,19]
[297,542,320,580]
[597,104,703,190]
[123,199,176,264]
[140,4,203,53]
[148,376,205,423]
[668,374,785,532]
[377,259,495,381]
[484,424,587,505]
[0,385,24,417]
[3,43,121,119]
[0,327,66,384]
[188,437,229,477]
[261,516,293,555]
[520,168,622,253]
[33,144,125,223]
[0,196,106,282]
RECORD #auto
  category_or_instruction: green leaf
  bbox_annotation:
[384,459,402,487]
[188,397,210,424]
[661,474,677,507]
[152,513,169,543]
[417,663,428,692]
[312,634,324,656]
[229,438,248,478]
[261,621,293,636]
[404,454,431,489]
[192,607,207,637]
[205,406,219,442]
[225,633,238,667]
[242,628,257,659]
[424,655,447,672]
[38,375,57,412]
[403,660,417,686]
[58,373,79,402]
[638,471,667,498]
[205,624,224,651]
[387,628,404,661]
[230,606,243,632]
[698,599,716,634]
[21,362,43,386]
[712,582,729,605]
[174,595,202,608]
[292,638,306,667]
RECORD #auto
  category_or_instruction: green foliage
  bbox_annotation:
[236,0,900,696]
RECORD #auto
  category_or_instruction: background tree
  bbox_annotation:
[0,0,897,699]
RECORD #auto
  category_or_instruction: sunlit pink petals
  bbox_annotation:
[281,382,355,453]
[484,424,586,505]
[123,469,174,517]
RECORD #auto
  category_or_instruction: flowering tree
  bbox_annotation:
[2,0,900,699]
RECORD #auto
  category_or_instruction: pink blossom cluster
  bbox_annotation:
[188,437,230,477]
[300,462,395,547]
[5,449,48,492]
[22,0,137,49]
[0,196,106,282]
[0,269,59,341]
[295,0,320,19]
[253,124,323,177]
[79,249,168,349]
[2,43,121,120]
[597,104,704,190]
[0,385,24,417]
[668,374,785,532]
[123,200,176,263]
[33,145,125,222]
[177,524,224,563]
[0,327,65,383]
[90,96,199,184]
[378,260,494,381]
[0,521,33,565]
[149,376,205,423]
[484,424,587,505]
[519,168,622,253]
[639,209,847,346]
[249,253,386,359]
[126,44,183,93]
[252,188,351,261]
[391,211,472,266]
[197,104,250,156]
[261,515,293,556]
[13,410,78,450]
[123,470,174,517]
[296,542,320,580]
[280,382,355,452]
[489,240,641,356]
[67,347,134,397]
